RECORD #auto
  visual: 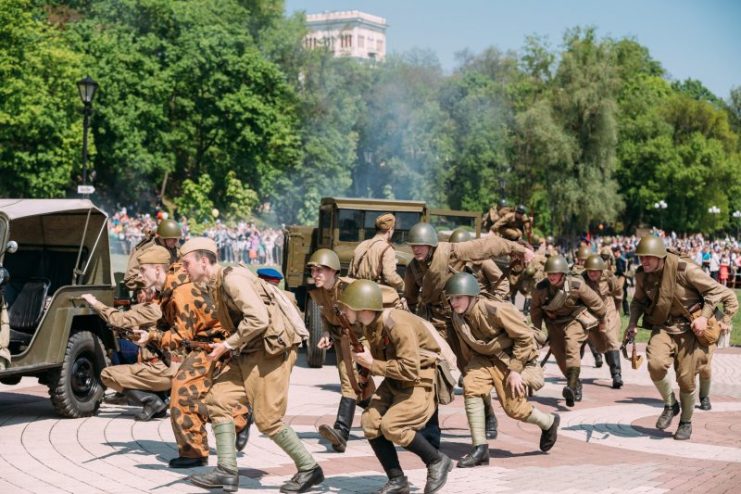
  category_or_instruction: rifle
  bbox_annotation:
[181,339,233,379]
[109,324,171,367]
[620,328,644,369]
[333,306,376,402]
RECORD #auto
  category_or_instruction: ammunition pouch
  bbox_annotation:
[575,309,599,330]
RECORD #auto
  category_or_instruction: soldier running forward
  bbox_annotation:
[340,280,453,494]
[123,218,181,290]
[445,273,559,467]
[182,238,323,493]
[404,222,533,443]
[531,255,606,407]
[491,204,532,241]
[697,285,738,411]
[571,245,604,368]
[625,236,726,440]
[82,246,174,421]
[582,255,624,389]
[348,213,404,293]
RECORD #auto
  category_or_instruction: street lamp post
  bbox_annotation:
[708,205,721,237]
[654,199,668,230]
[76,75,99,197]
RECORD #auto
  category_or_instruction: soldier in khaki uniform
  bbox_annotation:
[491,204,532,241]
[82,246,174,421]
[531,255,606,407]
[571,245,604,368]
[181,238,323,493]
[123,218,181,289]
[444,273,559,468]
[582,255,623,389]
[404,222,533,444]
[448,228,510,302]
[481,199,511,232]
[348,213,404,292]
[697,285,738,411]
[625,236,726,440]
[340,280,452,494]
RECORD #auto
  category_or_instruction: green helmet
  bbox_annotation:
[157,219,181,239]
[635,236,667,258]
[515,204,528,214]
[448,227,473,244]
[497,198,509,209]
[338,279,383,311]
[306,248,341,271]
[584,254,606,271]
[444,272,480,297]
[544,255,570,274]
[575,245,591,261]
[408,222,438,247]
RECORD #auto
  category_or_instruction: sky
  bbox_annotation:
[284,0,741,98]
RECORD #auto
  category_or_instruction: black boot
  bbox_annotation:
[457,444,489,468]
[236,410,253,452]
[606,351,623,389]
[419,407,441,449]
[318,396,355,452]
[483,397,498,440]
[169,456,208,468]
[656,400,680,430]
[189,466,239,492]
[279,465,324,493]
[539,414,560,452]
[562,367,580,407]
[375,476,410,494]
[674,421,692,440]
[699,396,712,410]
[124,389,167,421]
[404,433,451,494]
[592,349,603,368]
[369,436,407,494]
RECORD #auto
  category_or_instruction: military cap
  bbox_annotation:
[180,237,218,257]
[375,213,396,231]
[257,267,284,282]
[138,245,171,265]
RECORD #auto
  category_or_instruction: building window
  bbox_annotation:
[358,35,365,48]
[340,33,352,48]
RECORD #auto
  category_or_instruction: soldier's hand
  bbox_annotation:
[623,325,637,343]
[80,293,97,306]
[691,316,708,335]
[133,329,149,346]
[207,342,230,361]
[506,371,526,398]
[352,348,374,369]
[719,321,731,333]
[523,248,535,263]
[317,331,333,350]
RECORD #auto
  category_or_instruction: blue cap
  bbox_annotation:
[257,267,284,281]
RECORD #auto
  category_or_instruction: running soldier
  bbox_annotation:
[182,238,323,493]
[531,255,606,407]
[491,204,532,241]
[340,280,453,494]
[445,273,559,467]
[625,236,726,440]
[571,245,603,368]
[348,213,404,292]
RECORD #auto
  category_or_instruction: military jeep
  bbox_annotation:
[0,199,116,417]
[282,197,480,367]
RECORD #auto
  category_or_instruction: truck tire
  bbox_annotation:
[48,330,107,418]
[305,296,326,368]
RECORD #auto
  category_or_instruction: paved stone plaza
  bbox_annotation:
[1,345,740,493]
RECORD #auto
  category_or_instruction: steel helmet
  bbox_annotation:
[576,245,591,261]
[448,228,474,244]
[544,255,570,274]
[157,219,181,239]
[635,236,667,258]
[515,204,528,214]
[444,272,480,298]
[338,279,383,311]
[306,248,341,271]
[408,223,439,247]
[584,254,606,271]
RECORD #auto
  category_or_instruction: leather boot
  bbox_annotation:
[483,398,498,440]
[674,421,692,440]
[318,396,355,452]
[189,466,239,492]
[656,400,680,430]
[169,456,208,468]
[279,465,324,493]
[562,367,579,407]
[575,380,583,402]
[419,407,441,449]
[369,436,403,480]
[606,351,623,389]
[375,476,410,494]
[457,444,489,468]
[236,410,253,452]
[539,414,560,452]
[124,389,167,421]
[699,396,712,411]
[593,351,603,368]
[424,454,453,494]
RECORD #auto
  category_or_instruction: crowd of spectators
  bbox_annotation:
[107,208,283,266]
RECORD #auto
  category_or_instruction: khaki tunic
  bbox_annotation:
[531,277,606,372]
[452,299,538,421]
[492,212,531,240]
[451,258,510,302]
[348,236,404,292]
[92,301,173,392]
[123,236,177,289]
[309,276,370,399]
[583,271,622,353]
[205,265,300,437]
[629,255,725,393]
[361,309,440,447]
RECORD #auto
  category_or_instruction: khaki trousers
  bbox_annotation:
[698,343,717,380]
[334,336,370,399]
[361,379,436,447]
[463,354,533,421]
[588,303,620,353]
[205,346,297,437]
[546,319,587,374]
[647,330,708,394]
[100,360,173,393]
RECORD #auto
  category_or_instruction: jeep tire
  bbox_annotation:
[304,296,326,368]
[48,330,107,418]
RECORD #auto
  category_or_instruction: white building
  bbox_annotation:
[304,10,387,61]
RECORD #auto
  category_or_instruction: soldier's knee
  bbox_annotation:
[648,360,670,382]
[379,419,404,445]
[502,402,531,421]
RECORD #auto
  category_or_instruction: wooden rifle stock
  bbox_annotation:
[333,306,375,401]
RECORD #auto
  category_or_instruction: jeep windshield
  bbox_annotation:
[337,209,422,244]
